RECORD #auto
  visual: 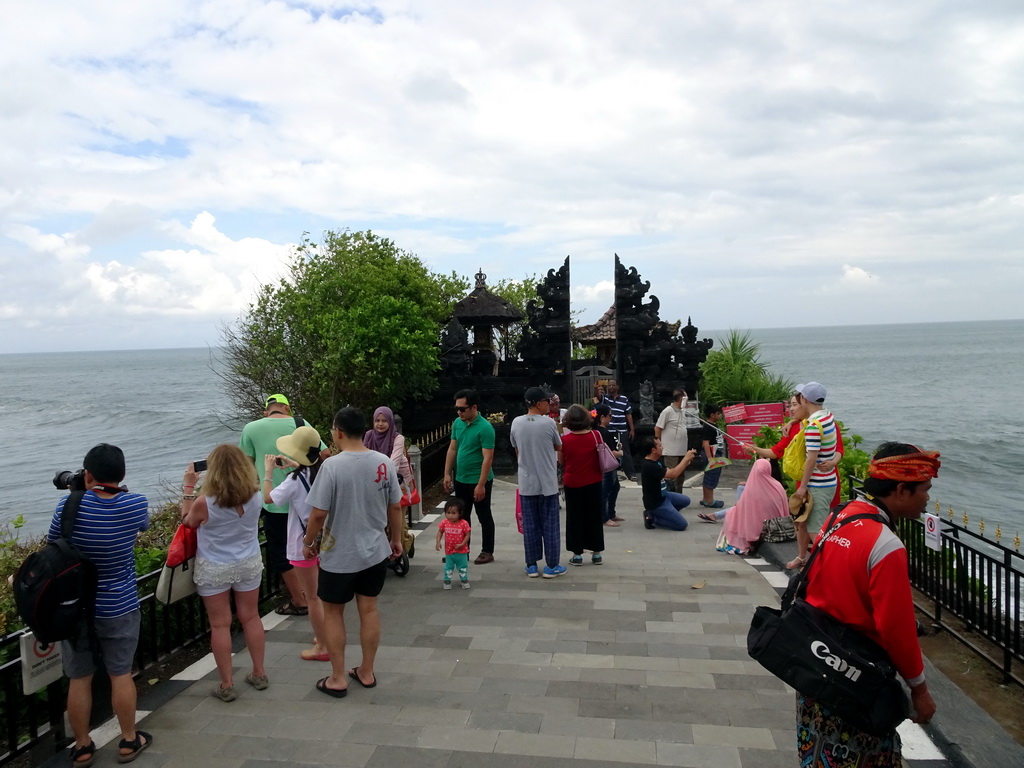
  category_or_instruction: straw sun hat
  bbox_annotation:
[276,425,322,466]
[788,492,812,523]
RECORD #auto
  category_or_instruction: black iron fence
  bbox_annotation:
[898,512,1024,685]
[0,541,281,766]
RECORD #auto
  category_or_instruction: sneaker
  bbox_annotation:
[244,673,269,691]
[568,555,583,566]
[525,565,539,578]
[443,581,452,590]
[461,581,471,589]
[211,685,237,702]
[591,553,603,565]
[542,565,567,578]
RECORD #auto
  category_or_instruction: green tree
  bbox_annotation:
[220,230,469,429]
[698,329,794,404]
[490,274,539,360]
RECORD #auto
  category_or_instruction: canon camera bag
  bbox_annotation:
[746,508,910,736]
[14,491,98,647]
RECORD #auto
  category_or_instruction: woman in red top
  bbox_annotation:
[559,404,605,565]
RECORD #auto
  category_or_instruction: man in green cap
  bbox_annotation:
[241,394,325,615]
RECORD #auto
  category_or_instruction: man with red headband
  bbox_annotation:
[797,441,941,765]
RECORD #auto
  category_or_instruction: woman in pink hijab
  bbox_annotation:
[716,459,788,555]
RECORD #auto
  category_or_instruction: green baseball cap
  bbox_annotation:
[265,394,290,409]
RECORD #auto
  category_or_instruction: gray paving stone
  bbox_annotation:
[343,722,424,747]
[578,697,653,721]
[738,746,799,768]
[363,745,453,768]
[655,741,743,768]
[216,735,303,761]
[466,710,544,733]
[711,672,788,691]
[614,719,694,744]
[540,713,616,738]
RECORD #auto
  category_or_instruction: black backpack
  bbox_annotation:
[14,492,98,646]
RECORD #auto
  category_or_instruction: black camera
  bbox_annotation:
[53,469,87,491]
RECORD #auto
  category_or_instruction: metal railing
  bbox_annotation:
[898,513,1024,685]
[0,540,281,766]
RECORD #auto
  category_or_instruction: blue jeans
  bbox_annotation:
[601,471,620,522]
[648,491,690,531]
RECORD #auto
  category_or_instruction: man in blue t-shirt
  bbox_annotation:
[48,443,152,763]
[601,380,636,481]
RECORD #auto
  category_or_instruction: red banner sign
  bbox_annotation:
[722,403,748,424]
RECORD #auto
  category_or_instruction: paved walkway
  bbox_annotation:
[48,478,1022,768]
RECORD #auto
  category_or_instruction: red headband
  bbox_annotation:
[868,450,941,482]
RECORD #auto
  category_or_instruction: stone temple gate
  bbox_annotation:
[404,256,713,470]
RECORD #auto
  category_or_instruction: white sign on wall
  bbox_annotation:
[924,513,942,552]
[20,633,64,694]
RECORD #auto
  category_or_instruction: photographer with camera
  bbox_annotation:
[48,444,153,765]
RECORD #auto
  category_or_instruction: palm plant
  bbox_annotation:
[698,329,794,404]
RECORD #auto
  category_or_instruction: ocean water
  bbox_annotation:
[1,348,242,535]
[2,320,1021,540]
[717,319,1023,538]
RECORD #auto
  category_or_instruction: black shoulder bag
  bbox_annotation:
[746,507,911,736]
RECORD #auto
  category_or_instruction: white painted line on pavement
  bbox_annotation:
[761,570,791,589]
[897,721,945,760]
[170,652,219,681]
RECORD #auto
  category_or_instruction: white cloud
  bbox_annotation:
[1,1,1023,351]
[840,265,877,286]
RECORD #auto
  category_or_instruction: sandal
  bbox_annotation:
[117,731,153,764]
[300,648,330,661]
[275,601,308,616]
[70,741,96,768]
[786,555,808,570]
[316,676,348,698]
[697,513,717,523]
[699,500,725,509]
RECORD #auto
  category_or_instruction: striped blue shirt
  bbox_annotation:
[48,490,150,619]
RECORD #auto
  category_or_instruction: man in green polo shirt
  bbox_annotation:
[443,388,496,564]
[240,394,327,615]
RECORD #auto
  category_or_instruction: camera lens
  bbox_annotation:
[53,470,74,490]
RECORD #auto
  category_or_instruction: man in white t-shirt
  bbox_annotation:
[303,407,403,698]
[655,389,689,493]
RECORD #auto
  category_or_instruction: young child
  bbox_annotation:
[700,403,726,509]
[435,497,472,589]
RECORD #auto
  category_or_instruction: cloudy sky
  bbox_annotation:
[2,1,1022,354]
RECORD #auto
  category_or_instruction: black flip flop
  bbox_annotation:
[348,667,377,688]
[316,676,348,698]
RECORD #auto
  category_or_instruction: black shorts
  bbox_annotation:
[317,559,389,604]
[261,509,292,574]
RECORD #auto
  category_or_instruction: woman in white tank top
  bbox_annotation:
[181,444,267,702]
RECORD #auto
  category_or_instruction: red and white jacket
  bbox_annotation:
[804,500,925,687]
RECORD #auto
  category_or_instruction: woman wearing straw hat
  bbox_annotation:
[263,425,329,661]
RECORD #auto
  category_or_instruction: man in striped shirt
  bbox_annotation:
[789,382,839,568]
[48,443,153,763]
